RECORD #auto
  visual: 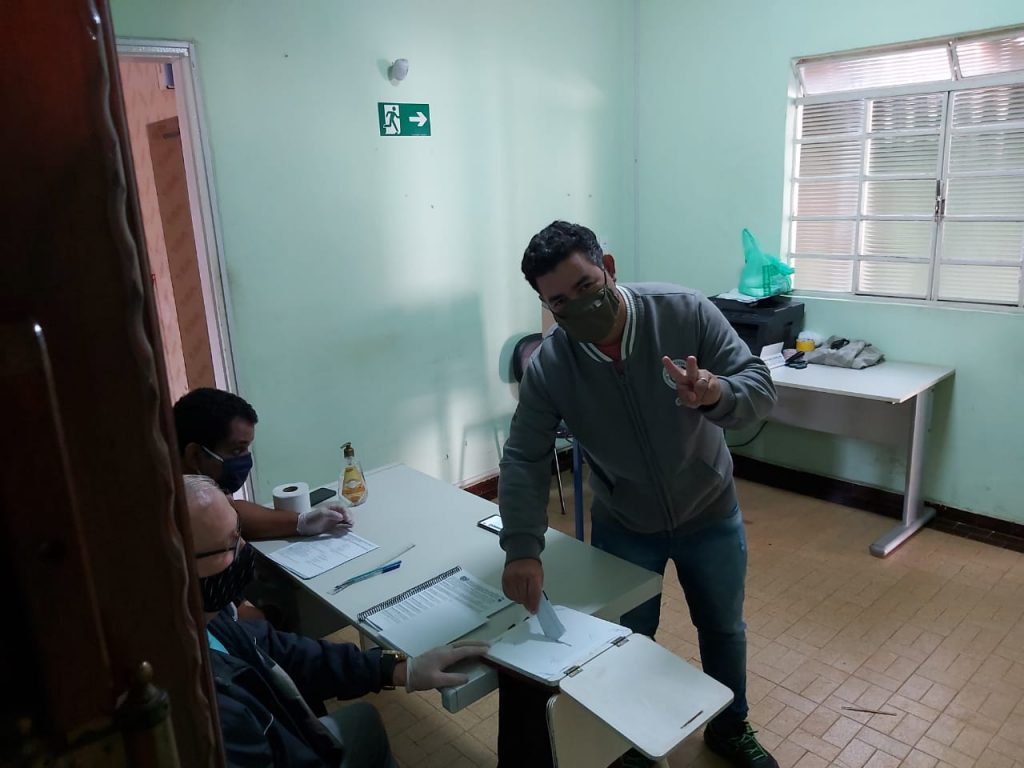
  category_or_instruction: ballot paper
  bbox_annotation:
[537,593,566,640]
[266,531,378,580]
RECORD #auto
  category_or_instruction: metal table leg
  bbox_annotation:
[870,388,936,557]
[573,440,584,541]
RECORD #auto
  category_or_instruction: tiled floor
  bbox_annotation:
[328,473,1024,768]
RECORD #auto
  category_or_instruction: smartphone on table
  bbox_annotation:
[477,513,503,535]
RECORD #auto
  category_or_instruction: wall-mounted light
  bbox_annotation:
[388,58,409,83]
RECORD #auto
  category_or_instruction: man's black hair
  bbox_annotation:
[172,388,258,457]
[521,221,603,292]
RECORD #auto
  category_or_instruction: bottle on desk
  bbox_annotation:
[340,442,368,506]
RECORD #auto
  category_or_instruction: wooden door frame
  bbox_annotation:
[117,40,258,501]
[117,40,238,400]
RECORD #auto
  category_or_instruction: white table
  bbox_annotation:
[251,464,661,712]
[769,361,954,557]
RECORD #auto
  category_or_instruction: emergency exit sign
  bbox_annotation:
[378,102,431,137]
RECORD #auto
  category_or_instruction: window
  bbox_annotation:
[788,27,1024,307]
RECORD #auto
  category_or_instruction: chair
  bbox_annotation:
[512,333,570,517]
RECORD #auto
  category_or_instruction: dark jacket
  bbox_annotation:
[207,609,386,767]
[500,283,776,560]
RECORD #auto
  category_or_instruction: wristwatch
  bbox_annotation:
[379,649,408,690]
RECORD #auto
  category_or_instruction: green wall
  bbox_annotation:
[636,0,1024,522]
[111,0,1022,523]
[110,0,635,500]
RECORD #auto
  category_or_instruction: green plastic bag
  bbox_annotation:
[738,229,794,298]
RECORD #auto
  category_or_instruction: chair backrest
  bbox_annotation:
[511,333,543,384]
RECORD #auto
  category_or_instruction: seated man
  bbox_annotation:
[174,387,347,540]
[185,474,488,767]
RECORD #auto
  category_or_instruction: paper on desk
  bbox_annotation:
[759,342,786,370]
[361,568,508,657]
[267,531,378,580]
[537,593,566,640]
[373,600,487,658]
[485,606,631,684]
[714,289,761,304]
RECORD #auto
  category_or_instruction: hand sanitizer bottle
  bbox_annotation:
[340,442,368,506]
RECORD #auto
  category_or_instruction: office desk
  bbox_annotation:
[769,361,954,557]
[251,464,661,712]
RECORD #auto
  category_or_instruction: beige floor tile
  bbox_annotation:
[904,749,940,768]
[864,751,902,768]
[836,737,877,768]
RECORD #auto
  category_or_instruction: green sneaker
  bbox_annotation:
[704,720,779,768]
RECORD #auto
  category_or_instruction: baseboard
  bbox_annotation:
[461,450,1024,554]
[461,447,573,502]
[731,454,1024,554]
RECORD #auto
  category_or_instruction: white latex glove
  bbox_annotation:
[296,502,353,536]
[405,640,490,692]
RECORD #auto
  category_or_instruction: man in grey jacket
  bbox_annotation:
[499,221,778,768]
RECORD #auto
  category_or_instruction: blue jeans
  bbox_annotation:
[591,507,748,725]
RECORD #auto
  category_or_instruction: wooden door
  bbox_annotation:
[1,0,223,764]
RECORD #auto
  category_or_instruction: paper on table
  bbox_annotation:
[759,342,786,370]
[714,289,760,304]
[537,594,566,640]
[266,531,378,580]
[365,569,508,632]
[485,605,630,684]
[359,568,507,657]
[373,600,487,657]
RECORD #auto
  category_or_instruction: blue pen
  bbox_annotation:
[330,561,402,594]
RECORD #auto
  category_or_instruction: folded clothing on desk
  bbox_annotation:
[805,336,884,369]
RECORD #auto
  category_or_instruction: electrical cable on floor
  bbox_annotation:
[726,421,768,449]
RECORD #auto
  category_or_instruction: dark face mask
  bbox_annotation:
[199,542,256,613]
[202,446,253,494]
[552,275,621,343]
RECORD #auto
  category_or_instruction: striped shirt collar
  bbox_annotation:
[579,284,637,363]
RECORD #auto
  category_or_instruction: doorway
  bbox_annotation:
[117,40,235,402]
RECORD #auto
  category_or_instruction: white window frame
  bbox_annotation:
[785,27,1024,310]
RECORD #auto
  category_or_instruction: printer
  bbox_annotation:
[709,294,804,355]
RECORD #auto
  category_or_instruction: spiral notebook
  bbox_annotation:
[358,566,509,657]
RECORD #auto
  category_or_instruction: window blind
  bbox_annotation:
[789,27,1024,307]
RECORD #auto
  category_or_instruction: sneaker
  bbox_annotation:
[704,720,779,768]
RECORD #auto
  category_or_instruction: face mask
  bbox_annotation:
[198,542,256,613]
[552,277,621,343]
[202,446,253,494]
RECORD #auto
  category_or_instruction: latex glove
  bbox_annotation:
[405,640,490,692]
[296,503,353,536]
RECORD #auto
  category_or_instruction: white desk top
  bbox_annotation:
[770,360,954,404]
[251,464,661,711]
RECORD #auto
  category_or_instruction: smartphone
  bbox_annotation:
[309,486,337,506]
[477,513,503,535]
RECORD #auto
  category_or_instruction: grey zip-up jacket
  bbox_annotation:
[499,283,776,562]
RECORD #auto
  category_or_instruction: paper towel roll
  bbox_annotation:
[273,482,311,515]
